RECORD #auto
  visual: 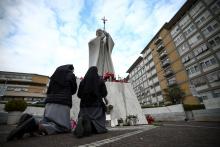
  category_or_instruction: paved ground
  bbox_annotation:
[1,121,220,147]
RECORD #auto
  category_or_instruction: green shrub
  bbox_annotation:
[183,104,205,111]
[141,104,155,108]
[164,101,173,106]
[4,100,27,112]
[118,118,123,123]
[29,103,45,107]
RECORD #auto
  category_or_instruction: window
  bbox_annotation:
[199,93,208,100]
[203,0,215,5]
[154,82,159,87]
[193,43,209,56]
[208,34,220,50]
[14,88,21,92]
[195,10,212,28]
[171,25,180,38]
[167,76,176,85]
[200,57,218,70]
[182,52,193,63]
[191,76,207,87]
[201,20,220,38]
[174,34,184,47]
[7,87,14,91]
[156,91,162,96]
[183,23,196,37]
[179,15,190,29]
[186,64,200,75]
[211,0,220,14]
[213,89,220,98]
[177,42,189,56]
[188,33,203,48]
[207,70,220,83]
[189,2,205,18]
[217,51,220,60]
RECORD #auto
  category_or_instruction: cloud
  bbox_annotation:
[0,0,186,78]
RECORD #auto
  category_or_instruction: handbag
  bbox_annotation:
[106,104,113,114]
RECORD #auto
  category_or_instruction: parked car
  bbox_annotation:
[31,99,45,105]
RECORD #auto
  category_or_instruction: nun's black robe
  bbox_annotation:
[77,67,108,133]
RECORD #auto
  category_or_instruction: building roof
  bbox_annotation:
[166,0,198,29]
[140,0,198,54]
[4,91,46,98]
[0,71,49,78]
[140,23,169,54]
[126,56,143,73]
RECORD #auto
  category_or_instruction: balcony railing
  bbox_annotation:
[167,79,176,86]
[162,59,170,68]
[157,44,164,52]
[154,37,162,45]
[159,51,167,60]
[164,69,173,77]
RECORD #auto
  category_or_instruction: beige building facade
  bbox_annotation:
[127,0,220,106]
[0,71,49,102]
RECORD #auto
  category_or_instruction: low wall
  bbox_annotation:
[150,112,186,121]
[23,106,45,116]
[1,104,186,123]
[193,108,220,122]
[0,104,45,124]
[142,104,186,121]
[1,104,220,124]
[203,98,220,109]
[0,112,8,124]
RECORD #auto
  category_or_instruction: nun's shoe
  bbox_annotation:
[7,117,38,141]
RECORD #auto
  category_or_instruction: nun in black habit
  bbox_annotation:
[41,64,77,134]
[7,64,77,141]
[75,66,108,137]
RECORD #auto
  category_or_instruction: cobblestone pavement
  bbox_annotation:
[1,122,220,147]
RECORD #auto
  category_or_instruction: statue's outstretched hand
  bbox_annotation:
[103,30,109,37]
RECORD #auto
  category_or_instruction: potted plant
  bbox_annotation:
[4,99,27,125]
[117,118,124,126]
[126,115,138,126]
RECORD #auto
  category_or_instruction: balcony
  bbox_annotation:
[167,79,177,86]
[154,37,162,45]
[150,88,155,93]
[157,44,164,52]
[164,69,173,77]
[162,59,170,68]
[159,51,167,60]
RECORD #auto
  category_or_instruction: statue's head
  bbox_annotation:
[96,29,103,37]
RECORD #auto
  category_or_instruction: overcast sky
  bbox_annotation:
[0,0,186,78]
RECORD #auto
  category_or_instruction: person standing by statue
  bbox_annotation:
[88,17,115,76]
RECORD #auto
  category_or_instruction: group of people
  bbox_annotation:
[7,64,109,141]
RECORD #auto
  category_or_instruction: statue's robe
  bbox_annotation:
[88,33,115,76]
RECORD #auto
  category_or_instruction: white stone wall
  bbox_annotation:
[142,104,186,121]
[142,104,185,114]
[72,81,147,124]
[23,106,45,116]
[193,108,220,121]
[203,98,220,109]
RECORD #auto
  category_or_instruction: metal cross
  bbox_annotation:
[101,16,108,30]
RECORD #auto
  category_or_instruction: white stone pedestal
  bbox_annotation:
[71,80,147,125]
